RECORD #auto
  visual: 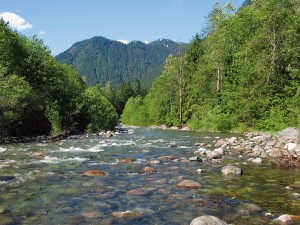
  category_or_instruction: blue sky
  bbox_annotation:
[0,0,243,55]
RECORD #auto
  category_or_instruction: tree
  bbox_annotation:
[83,86,118,132]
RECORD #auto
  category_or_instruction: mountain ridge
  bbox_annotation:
[56,36,186,89]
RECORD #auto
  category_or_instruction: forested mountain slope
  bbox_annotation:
[56,37,186,89]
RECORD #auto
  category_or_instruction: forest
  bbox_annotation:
[122,0,300,132]
[0,20,118,137]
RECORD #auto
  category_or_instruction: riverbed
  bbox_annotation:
[0,128,299,224]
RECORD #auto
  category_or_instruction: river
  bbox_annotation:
[0,127,299,224]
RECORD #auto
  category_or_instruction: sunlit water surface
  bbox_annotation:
[0,128,299,224]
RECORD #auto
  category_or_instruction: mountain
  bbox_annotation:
[241,0,252,8]
[55,36,186,89]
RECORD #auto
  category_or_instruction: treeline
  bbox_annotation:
[122,0,300,132]
[0,20,118,137]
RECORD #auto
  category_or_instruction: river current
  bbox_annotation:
[0,127,299,224]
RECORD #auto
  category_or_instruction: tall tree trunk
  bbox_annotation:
[217,67,221,91]
[268,24,277,83]
[179,50,184,124]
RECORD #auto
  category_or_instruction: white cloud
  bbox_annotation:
[0,12,33,31]
[144,40,149,44]
[39,31,46,36]
[117,39,129,44]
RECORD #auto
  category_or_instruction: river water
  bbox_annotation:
[0,128,299,224]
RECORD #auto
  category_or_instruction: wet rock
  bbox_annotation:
[269,148,283,158]
[190,215,228,225]
[170,193,191,200]
[158,155,177,160]
[292,193,300,198]
[169,126,179,130]
[0,215,14,225]
[196,169,204,174]
[195,143,207,147]
[0,176,16,182]
[142,166,155,173]
[239,203,263,213]
[227,137,237,144]
[119,158,135,163]
[100,218,114,225]
[126,188,153,196]
[99,131,116,137]
[194,147,207,155]
[216,139,227,147]
[252,157,263,163]
[221,166,243,175]
[207,151,221,159]
[81,211,104,219]
[213,148,225,156]
[177,180,201,188]
[189,156,203,162]
[150,159,160,164]
[84,170,108,176]
[111,210,142,219]
[273,214,300,224]
[180,159,191,163]
[157,189,171,194]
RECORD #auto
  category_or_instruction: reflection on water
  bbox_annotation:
[0,128,299,224]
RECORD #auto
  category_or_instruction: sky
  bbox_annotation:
[0,0,243,56]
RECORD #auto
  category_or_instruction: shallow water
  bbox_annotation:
[0,128,299,224]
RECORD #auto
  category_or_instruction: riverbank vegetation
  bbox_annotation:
[122,0,300,132]
[0,20,118,137]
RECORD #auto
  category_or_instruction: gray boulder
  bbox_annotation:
[221,166,243,175]
[190,215,228,225]
[276,127,300,139]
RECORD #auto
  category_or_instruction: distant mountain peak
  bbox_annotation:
[56,36,187,89]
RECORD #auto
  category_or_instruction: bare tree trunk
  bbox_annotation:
[179,48,184,124]
[217,67,221,91]
[268,24,277,83]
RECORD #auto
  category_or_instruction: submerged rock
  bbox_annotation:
[84,170,108,176]
[177,180,201,188]
[142,166,155,173]
[119,158,135,163]
[190,215,228,225]
[111,210,142,219]
[0,176,16,182]
[221,166,243,175]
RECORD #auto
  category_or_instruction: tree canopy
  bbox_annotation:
[0,20,118,137]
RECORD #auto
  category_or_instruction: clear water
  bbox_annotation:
[0,128,299,224]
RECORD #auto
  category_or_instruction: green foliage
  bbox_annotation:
[0,20,119,137]
[121,0,300,133]
[0,74,32,135]
[56,37,187,89]
[83,86,118,133]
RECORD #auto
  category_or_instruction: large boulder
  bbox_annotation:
[190,215,228,225]
[221,166,243,175]
[276,127,300,139]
